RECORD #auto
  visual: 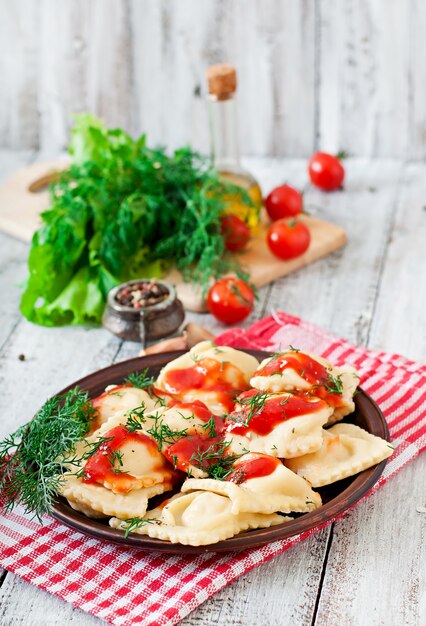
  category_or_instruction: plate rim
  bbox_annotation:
[50,349,390,554]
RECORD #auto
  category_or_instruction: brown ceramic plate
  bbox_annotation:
[51,350,390,554]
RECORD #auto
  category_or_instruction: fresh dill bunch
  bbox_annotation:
[124,369,155,390]
[0,387,96,520]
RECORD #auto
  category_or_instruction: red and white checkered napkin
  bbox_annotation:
[1,312,425,626]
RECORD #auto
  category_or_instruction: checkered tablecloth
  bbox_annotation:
[1,312,424,626]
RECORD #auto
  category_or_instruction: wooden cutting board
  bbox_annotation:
[0,160,346,312]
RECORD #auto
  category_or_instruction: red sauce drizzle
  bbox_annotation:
[226,391,327,436]
[226,455,280,484]
[165,434,226,473]
[171,400,225,436]
[162,358,248,412]
[256,352,344,407]
[83,425,164,493]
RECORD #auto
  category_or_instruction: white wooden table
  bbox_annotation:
[0,153,424,625]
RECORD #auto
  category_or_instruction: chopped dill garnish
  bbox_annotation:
[0,387,96,520]
[289,345,300,353]
[146,412,188,449]
[125,369,155,390]
[228,391,269,428]
[321,373,344,395]
[201,417,217,438]
[119,517,161,538]
[108,450,124,474]
[189,440,245,481]
[125,404,147,432]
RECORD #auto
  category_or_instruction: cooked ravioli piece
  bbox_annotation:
[138,400,224,453]
[250,350,359,422]
[91,384,159,430]
[79,422,176,493]
[155,341,259,415]
[226,391,333,458]
[109,491,287,545]
[182,453,321,514]
[59,473,167,519]
[285,423,394,487]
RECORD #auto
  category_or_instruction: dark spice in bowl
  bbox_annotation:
[115,280,169,309]
[103,279,185,345]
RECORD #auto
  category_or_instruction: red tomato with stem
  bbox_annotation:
[265,184,303,221]
[308,152,345,191]
[221,214,250,251]
[207,277,254,325]
[267,219,311,260]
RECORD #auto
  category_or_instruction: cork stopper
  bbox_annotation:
[206,64,237,100]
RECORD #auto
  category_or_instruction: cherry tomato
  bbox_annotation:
[207,277,254,325]
[267,219,311,260]
[221,214,250,251]
[265,184,303,221]
[308,152,345,191]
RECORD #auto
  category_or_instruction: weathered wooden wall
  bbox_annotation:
[1,0,426,158]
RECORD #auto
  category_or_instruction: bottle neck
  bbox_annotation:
[208,95,240,171]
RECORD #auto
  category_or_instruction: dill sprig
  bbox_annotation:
[145,412,189,450]
[0,387,96,520]
[118,517,161,538]
[321,373,344,395]
[125,404,147,432]
[201,416,217,438]
[189,439,245,481]
[228,391,269,428]
[124,369,155,390]
[108,450,125,474]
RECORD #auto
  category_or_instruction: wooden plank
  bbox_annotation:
[131,0,316,157]
[368,162,426,361]
[0,151,35,349]
[37,0,134,152]
[0,1,39,149]
[318,1,410,158]
[313,161,426,626]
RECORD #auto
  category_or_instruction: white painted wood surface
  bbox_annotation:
[0,153,424,625]
[2,1,426,158]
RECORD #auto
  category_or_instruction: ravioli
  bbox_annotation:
[91,384,159,431]
[59,474,167,519]
[155,341,259,415]
[138,400,224,453]
[78,421,176,493]
[285,423,394,487]
[250,350,359,422]
[109,491,287,545]
[182,453,321,514]
[226,391,333,458]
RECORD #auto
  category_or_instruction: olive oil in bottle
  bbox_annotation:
[206,64,262,228]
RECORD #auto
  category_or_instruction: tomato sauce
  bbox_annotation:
[256,352,344,407]
[83,425,165,493]
[164,434,227,473]
[226,455,279,484]
[162,357,249,412]
[227,391,327,436]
